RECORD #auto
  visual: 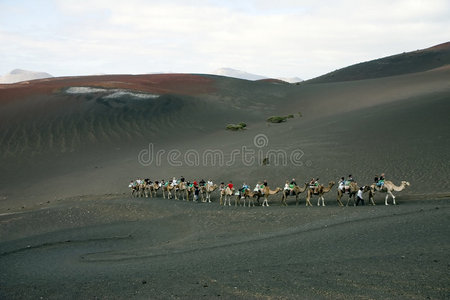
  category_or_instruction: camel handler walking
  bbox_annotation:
[356,187,365,206]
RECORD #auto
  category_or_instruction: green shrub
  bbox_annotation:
[267,116,287,123]
[226,123,246,131]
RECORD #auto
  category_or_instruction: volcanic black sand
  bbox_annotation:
[0,195,449,299]
[1,43,450,299]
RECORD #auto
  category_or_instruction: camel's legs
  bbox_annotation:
[385,194,390,205]
[317,196,325,206]
[247,197,253,207]
[305,196,312,206]
[346,195,355,207]
[201,192,205,203]
[389,191,396,205]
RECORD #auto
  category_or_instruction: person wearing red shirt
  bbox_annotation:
[228,181,233,189]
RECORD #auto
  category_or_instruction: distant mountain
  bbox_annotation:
[212,68,302,83]
[0,69,53,84]
[212,68,267,81]
[277,76,303,84]
[308,42,450,83]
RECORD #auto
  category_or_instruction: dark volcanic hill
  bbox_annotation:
[308,41,450,83]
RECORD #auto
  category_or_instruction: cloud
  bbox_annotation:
[1,0,449,79]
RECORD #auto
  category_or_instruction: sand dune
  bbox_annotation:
[1,65,449,207]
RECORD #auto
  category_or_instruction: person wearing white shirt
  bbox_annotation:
[356,187,365,206]
[338,177,345,192]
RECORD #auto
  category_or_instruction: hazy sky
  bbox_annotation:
[1,0,449,79]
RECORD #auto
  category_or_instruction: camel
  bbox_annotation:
[261,187,282,207]
[337,182,372,206]
[142,182,160,198]
[175,182,189,201]
[201,184,218,203]
[369,180,410,205]
[162,184,175,199]
[149,182,160,197]
[136,181,147,197]
[185,185,197,201]
[220,186,234,206]
[130,182,140,197]
[281,183,309,206]
[234,189,248,207]
[239,189,262,207]
[306,181,335,206]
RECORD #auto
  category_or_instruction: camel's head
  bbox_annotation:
[402,181,411,187]
[329,181,335,187]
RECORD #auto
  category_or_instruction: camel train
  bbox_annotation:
[128,176,410,207]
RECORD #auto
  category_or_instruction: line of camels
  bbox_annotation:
[130,179,410,207]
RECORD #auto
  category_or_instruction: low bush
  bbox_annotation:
[226,123,247,131]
